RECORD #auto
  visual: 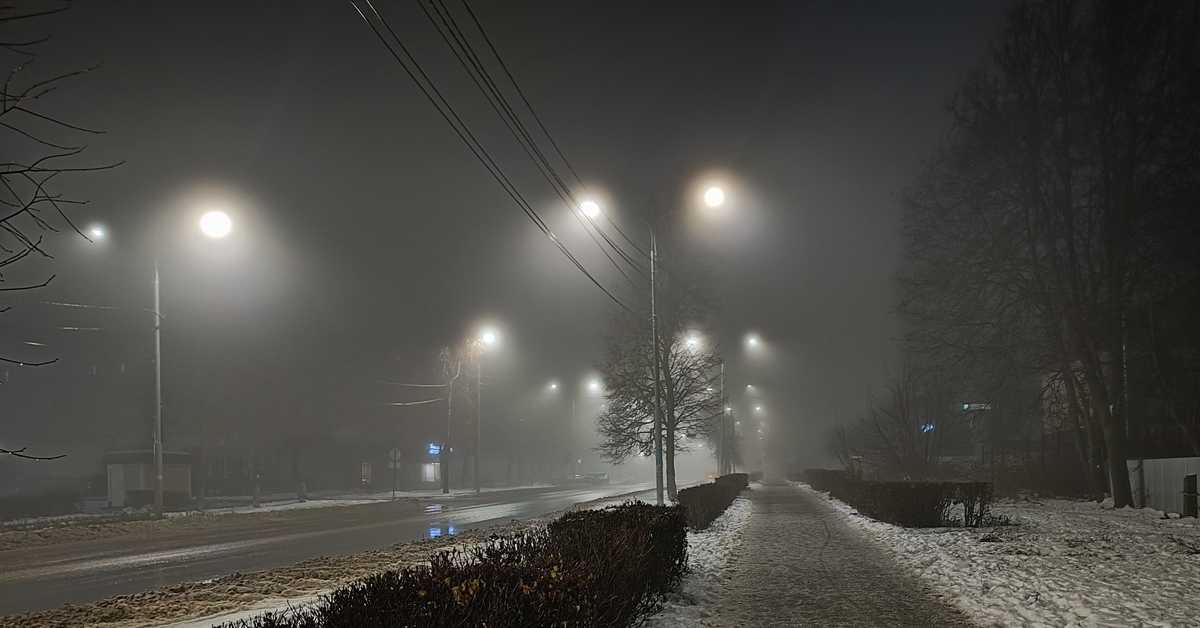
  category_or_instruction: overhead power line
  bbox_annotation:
[380,397,446,406]
[348,0,634,314]
[372,380,444,388]
[422,0,650,282]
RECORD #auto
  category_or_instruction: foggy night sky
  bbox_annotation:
[5,1,1011,467]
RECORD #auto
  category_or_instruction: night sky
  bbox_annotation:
[4,1,1011,470]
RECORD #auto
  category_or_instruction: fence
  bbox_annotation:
[1128,457,1200,515]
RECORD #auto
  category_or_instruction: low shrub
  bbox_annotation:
[714,473,749,490]
[222,502,687,628]
[830,480,994,528]
[678,479,743,531]
[802,468,847,492]
[747,471,763,482]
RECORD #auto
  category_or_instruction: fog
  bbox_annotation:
[0,1,1011,513]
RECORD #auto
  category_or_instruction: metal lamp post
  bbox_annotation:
[153,210,231,518]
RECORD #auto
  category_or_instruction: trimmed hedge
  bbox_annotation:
[677,474,746,531]
[222,502,687,628]
[828,480,993,528]
[801,468,848,492]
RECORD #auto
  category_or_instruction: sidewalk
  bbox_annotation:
[702,483,976,627]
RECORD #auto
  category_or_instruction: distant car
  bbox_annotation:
[582,472,609,485]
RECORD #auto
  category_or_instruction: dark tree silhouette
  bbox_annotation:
[1,2,118,460]
[594,216,724,499]
[899,0,1200,506]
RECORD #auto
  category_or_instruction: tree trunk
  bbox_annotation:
[442,384,451,494]
[197,417,209,513]
[665,421,678,500]
[291,439,307,502]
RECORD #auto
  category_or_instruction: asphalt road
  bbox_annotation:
[0,483,656,616]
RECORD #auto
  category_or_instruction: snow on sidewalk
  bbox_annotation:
[644,496,752,627]
[701,483,973,627]
[810,483,1200,628]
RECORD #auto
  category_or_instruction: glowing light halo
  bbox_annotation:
[200,211,232,238]
[703,187,725,207]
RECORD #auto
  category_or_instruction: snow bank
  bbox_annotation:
[807,484,1200,628]
[643,496,752,627]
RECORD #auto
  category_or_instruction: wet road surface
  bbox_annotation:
[0,483,653,616]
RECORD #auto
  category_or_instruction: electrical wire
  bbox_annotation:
[348,0,634,314]
[380,397,446,406]
[458,0,652,263]
[428,0,650,279]
[372,380,444,388]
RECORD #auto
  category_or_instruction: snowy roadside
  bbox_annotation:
[806,483,1200,628]
[0,483,613,552]
[643,496,752,627]
[0,486,664,628]
[158,486,741,628]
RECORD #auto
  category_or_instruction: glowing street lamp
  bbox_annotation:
[578,180,733,505]
[704,186,725,208]
[152,209,233,517]
[474,328,499,492]
[199,211,232,238]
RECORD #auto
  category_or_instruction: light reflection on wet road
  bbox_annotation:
[0,483,654,616]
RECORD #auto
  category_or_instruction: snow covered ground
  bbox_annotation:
[644,496,752,627]
[165,491,752,628]
[808,484,1200,628]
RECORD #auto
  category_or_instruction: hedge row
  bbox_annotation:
[222,502,687,628]
[677,473,747,531]
[800,468,847,492]
[828,479,993,528]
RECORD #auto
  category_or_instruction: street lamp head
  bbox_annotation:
[200,211,232,238]
[580,200,600,218]
[549,381,558,390]
[588,380,601,392]
[87,224,106,241]
[480,330,498,345]
[704,186,725,208]
[755,405,762,412]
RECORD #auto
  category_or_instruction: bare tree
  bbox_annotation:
[1,2,118,460]
[849,360,962,480]
[899,0,1200,506]
[595,218,723,499]
[437,339,481,494]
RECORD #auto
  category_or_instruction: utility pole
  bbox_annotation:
[719,361,725,476]
[153,259,164,519]
[650,227,664,506]
[475,362,482,492]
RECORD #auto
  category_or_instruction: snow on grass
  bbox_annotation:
[805,483,1200,628]
[644,496,752,627]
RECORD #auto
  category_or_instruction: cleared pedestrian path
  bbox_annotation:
[703,483,976,627]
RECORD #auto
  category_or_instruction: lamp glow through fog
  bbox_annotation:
[704,187,725,207]
[200,211,232,238]
[580,201,600,217]
[481,330,497,345]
